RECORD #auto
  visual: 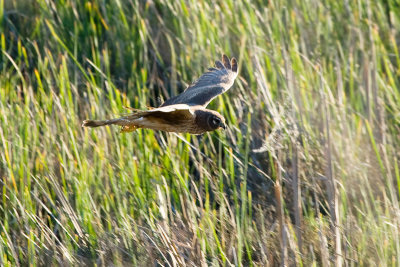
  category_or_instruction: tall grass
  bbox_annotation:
[1,0,400,265]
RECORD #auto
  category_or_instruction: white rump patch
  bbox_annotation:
[151,104,194,115]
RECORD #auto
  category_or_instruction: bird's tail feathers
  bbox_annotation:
[82,119,118,128]
[82,116,141,133]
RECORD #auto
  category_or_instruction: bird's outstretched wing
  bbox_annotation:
[161,55,238,107]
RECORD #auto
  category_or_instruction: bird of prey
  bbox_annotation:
[82,55,238,134]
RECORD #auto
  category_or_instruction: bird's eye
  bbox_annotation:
[212,118,220,126]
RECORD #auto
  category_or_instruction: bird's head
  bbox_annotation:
[195,109,226,132]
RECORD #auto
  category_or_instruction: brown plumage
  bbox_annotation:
[82,55,238,134]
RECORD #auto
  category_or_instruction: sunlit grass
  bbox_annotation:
[1,0,400,265]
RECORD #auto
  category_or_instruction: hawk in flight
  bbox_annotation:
[82,55,238,134]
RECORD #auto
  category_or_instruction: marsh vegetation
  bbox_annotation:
[1,0,400,266]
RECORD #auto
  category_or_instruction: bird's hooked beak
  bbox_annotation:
[220,123,227,130]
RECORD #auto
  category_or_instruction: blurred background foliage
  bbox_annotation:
[1,0,400,266]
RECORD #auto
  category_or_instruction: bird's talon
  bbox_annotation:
[120,125,137,133]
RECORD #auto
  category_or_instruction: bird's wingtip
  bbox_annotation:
[222,54,231,69]
[231,57,238,72]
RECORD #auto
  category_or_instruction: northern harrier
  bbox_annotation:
[82,55,238,134]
